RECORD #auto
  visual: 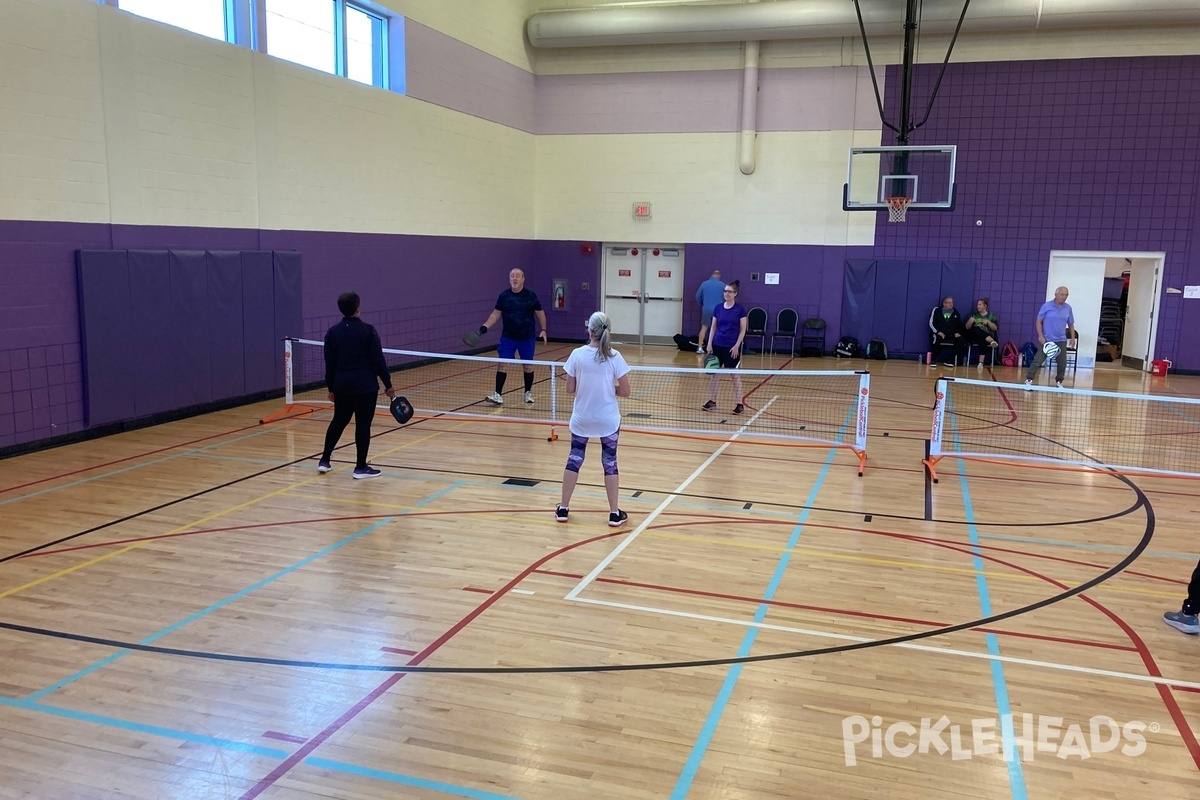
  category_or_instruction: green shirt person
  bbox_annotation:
[964,298,1000,364]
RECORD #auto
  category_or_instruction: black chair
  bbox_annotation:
[772,309,799,356]
[799,317,827,357]
[745,307,768,352]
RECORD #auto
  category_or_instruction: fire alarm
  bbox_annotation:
[631,248,639,256]
[653,249,660,256]
[580,243,594,255]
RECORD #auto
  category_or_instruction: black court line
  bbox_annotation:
[0,473,1154,675]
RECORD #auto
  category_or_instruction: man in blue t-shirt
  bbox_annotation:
[1024,285,1076,389]
[477,268,547,405]
[695,270,727,354]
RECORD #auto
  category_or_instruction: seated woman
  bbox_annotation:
[928,296,964,366]
[964,298,1000,365]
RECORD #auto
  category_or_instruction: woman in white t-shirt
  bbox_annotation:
[557,312,632,527]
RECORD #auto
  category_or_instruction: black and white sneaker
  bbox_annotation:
[608,509,628,527]
[733,403,744,414]
[702,400,717,411]
[352,465,382,479]
[317,459,332,473]
[555,505,569,523]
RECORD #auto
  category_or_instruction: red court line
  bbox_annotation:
[263,731,307,744]
[462,587,493,595]
[531,568,1136,653]
[0,421,268,495]
[236,527,626,800]
[380,646,418,656]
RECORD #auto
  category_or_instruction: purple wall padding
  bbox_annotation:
[240,251,277,394]
[170,251,213,409]
[904,262,943,353]
[127,250,178,416]
[205,252,246,401]
[77,250,135,427]
[272,251,303,342]
[872,260,911,349]
[841,261,876,347]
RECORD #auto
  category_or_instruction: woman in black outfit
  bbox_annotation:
[318,291,395,479]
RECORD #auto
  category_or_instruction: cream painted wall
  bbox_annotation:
[382,0,536,71]
[0,0,110,223]
[535,130,880,245]
[0,0,535,237]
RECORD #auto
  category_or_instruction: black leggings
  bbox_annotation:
[322,392,378,468]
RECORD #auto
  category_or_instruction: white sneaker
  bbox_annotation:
[524,391,534,404]
[486,391,504,405]
[696,347,705,354]
[1023,379,1033,391]
[1055,381,1063,389]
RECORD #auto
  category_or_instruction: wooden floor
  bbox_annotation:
[1,346,1199,800]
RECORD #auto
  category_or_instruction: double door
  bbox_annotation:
[602,244,685,345]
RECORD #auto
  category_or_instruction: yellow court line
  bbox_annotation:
[642,530,1182,599]
[0,425,458,600]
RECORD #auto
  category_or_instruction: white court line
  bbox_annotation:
[568,595,1200,693]
[511,589,535,595]
[563,398,778,601]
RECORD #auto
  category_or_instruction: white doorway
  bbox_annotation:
[1045,250,1164,371]
[601,244,685,345]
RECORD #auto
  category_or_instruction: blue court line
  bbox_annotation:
[949,397,1028,800]
[980,530,1194,560]
[413,480,466,507]
[0,427,282,508]
[670,406,852,799]
[0,695,521,799]
[25,516,397,702]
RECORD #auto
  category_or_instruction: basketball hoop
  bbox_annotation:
[886,196,912,223]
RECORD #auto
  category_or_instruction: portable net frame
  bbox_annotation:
[925,377,1200,481]
[266,339,872,475]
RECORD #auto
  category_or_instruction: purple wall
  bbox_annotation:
[873,55,1200,368]
[0,222,533,450]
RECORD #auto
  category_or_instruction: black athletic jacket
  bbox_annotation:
[323,316,392,395]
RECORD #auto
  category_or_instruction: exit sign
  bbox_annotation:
[632,202,652,220]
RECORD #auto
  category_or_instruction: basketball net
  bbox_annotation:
[886,196,912,223]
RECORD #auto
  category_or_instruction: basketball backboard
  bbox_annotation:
[843,145,957,211]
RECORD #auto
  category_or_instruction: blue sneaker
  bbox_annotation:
[352,465,382,480]
[317,459,332,473]
[1163,610,1199,634]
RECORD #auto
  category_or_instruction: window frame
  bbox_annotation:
[102,0,393,91]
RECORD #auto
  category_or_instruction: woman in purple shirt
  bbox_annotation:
[703,280,748,414]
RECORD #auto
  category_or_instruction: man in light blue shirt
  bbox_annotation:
[695,269,727,354]
[1024,285,1076,388]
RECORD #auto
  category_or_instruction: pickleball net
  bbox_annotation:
[926,376,1200,480]
[266,338,872,473]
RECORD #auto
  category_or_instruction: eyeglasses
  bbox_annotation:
[723,289,735,293]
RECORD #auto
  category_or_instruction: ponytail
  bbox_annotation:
[587,311,614,361]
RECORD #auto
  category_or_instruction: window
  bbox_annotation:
[106,0,394,91]
[266,0,388,87]
[118,0,230,42]
[266,0,336,75]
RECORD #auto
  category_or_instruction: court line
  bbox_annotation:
[670,443,842,800]
[0,425,457,596]
[0,426,283,508]
[0,696,520,800]
[0,420,272,495]
[24,516,397,702]
[533,568,1136,652]
[955,456,1028,799]
[565,595,1200,692]
[563,398,777,601]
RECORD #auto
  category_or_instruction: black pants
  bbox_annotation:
[322,392,378,468]
[932,335,962,363]
[1183,558,1200,616]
